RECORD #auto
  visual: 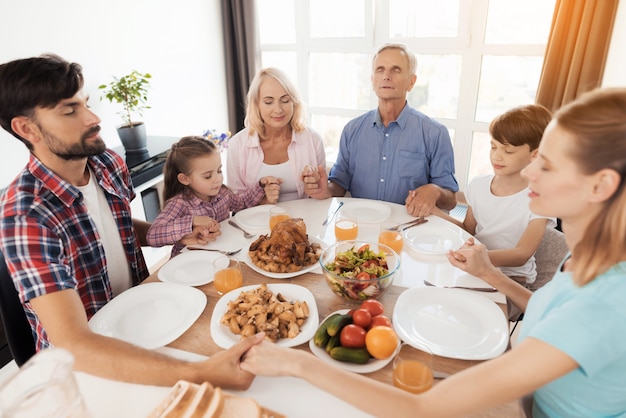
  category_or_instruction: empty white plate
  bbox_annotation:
[340,201,391,224]
[393,286,508,360]
[404,221,465,255]
[89,282,206,349]
[233,205,272,231]
[158,251,222,286]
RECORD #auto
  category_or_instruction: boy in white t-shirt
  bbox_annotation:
[434,104,556,317]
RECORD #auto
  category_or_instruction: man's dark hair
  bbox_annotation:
[0,54,84,149]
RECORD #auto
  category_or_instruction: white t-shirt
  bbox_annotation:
[465,174,556,283]
[77,170,132,296]
[257,161,299,202]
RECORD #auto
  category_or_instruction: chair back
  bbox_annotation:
[532,226,569,291]
[0,251,36,366]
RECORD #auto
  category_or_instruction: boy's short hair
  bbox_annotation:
[489,104,552,151]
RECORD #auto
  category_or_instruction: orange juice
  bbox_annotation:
[269,214,290,230]
[378,230,403,253]
[214,268,243,294]
[335,220,358,240]
[392,360,434,394]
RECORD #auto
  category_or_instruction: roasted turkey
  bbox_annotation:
[249,218,322,273]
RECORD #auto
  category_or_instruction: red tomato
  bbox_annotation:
[357,244,370,253]
[363,259,379,268]
[356,272,371,281]
[369,314,392,329]
[339,324,367,348]
[352,308,372,328]
[360,299,384,317]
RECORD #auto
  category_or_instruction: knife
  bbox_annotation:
[322,201,344,226]
[401,217,428,231]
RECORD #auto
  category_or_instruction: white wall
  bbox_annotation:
[603,0,626,87]
[0,0,228,188]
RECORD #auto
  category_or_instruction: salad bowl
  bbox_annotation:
[319,241,400,302]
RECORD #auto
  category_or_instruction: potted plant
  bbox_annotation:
[99,70,152,154]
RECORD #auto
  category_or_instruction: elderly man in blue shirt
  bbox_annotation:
[304,43,458,217]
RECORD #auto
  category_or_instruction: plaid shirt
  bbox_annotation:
[147,185,265,256]
[0,149,149,350]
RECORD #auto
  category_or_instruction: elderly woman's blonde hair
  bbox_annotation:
[244,67,306,138]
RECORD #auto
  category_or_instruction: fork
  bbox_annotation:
[228,220,256,238]
[186,247,242,255]
[387,217,427,231]
[423,280,497,292]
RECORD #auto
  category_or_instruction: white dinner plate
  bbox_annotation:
[158,251,222,286]
[308,309,396,374]
[233,205,272,231]
[392,287,508,360]
[404,221,465,255]
[89,282,207,349]
[211,284,319,349]
[242,236,325,279]
[340,201,391,224]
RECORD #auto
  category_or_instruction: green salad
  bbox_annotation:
[324,244,389,280]
[323,244,392,301]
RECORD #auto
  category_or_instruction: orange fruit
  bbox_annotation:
[365,326,399,360]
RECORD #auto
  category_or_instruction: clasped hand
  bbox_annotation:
[179,216,221,246]
[446,237,497,278]
[301,165,331,199]
[259,176,281,204]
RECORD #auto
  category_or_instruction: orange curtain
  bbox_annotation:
[536,0,619,111]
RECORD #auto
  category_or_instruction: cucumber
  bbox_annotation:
[313,313,340,347]
[325,332,341,353]
[329,347,370,364]
[326,314,353,337]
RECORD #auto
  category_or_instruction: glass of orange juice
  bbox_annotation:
[378,223,403,253]
[269,206,290,231]
[213,256,243,295]
[392,343,434,394]
[334,212,358,241]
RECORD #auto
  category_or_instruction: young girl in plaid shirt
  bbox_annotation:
[147,136,279,256]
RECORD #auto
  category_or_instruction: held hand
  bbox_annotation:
[200,332,265,390]
[446,237,497,279]
[179,223,221,246]
[303,165,331,199]
[405,184,439,217]
[241,335,303,377]
[260,176,281,204]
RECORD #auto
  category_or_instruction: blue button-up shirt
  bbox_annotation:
[329,103,458,204]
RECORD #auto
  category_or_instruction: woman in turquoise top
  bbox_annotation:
[239,88,626,418]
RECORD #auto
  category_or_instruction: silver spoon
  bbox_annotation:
[186,247,242,255]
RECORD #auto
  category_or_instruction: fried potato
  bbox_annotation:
[220,284,309,342]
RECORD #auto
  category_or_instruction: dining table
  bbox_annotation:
[75,197,521,418]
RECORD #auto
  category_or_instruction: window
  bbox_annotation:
[256,0,555,189]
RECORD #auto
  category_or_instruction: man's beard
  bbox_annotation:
[42,125,106,161]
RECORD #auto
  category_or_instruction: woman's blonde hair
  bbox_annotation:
[556,88,626,284]
[244,67,306,138]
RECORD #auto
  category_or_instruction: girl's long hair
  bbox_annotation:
[555,88,626,284]
[162,136,217,202]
